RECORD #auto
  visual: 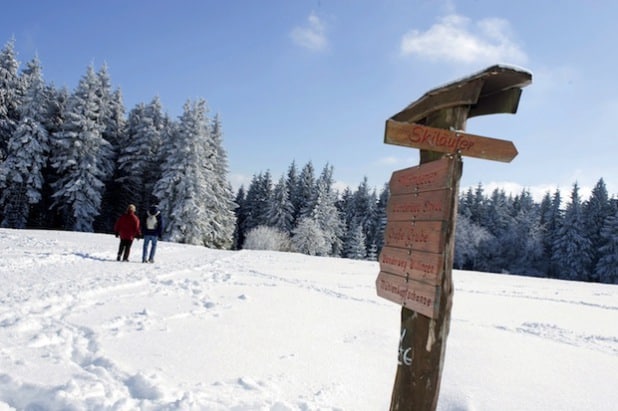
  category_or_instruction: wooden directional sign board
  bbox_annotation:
[383,220,447,254]
[385,120,518,163]
[388,157,455,194]
[376,156,460,319]
[386,190,452,222]
[376,272,439,319]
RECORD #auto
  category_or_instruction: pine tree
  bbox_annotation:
[285,161,300,225]
[154,99,231,246]
[32,85,68,229]
[476,188,512,273]
[266,175,294,233]
[503,190,543,275]
[0,38,22,162]
[343,218,367,260]
[243,171,273,235]
[0,56,49,228]
[95,65,126,231]
[116,97,166,217]
[595,210,618,284]
[232,186,248,250]
[552,183,592,281]
[345,177,376,258]
[49,65,112,232]
[296,161,316,220]
[463,183,486,224]
[540,189,563,278]
[311,178,344,256]
[369,183,389,259]
[583,178,611,281]
[204,113,236,248]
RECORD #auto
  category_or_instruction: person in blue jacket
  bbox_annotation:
[142,205,163,263]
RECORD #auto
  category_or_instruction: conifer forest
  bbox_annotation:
[1,39,617,284]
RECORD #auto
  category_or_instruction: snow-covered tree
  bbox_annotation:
[266,175,294,233]
[203,113,236,248]
[343,218,366,260]
[295,162,316,221]
[460,183,486,224]
[49,65,113,231]
[94,65,126,231]
[232,186,248,250]
[0,56,49,228]
[243,225,291,251]
[0,38,22,162]
[583,178,611,281]
[502,190,543,275]
[595,210,618,284]
[155,100,208,244]
[475,188,512,273]
[154,99,234,247]
[291,217,329,256]
[285,161,300,225]
[339,177,376,258]
[539,189,562,278]
[311,178,344,256]
[454,214,491,269]
[552,183,593,281]
[242,171,273,234]
[116,97,166,214]
[369,183,389,259]
[31,85,68,227]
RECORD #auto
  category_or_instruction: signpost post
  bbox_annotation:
[377,65,532,410]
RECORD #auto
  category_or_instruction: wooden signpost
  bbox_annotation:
[377,65,532,411]
[385,121,518,163]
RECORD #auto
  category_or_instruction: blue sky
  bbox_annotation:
[2,0,617,201]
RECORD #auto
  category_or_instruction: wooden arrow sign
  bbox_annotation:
[384,120,518,163]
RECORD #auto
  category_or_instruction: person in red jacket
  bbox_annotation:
[114,204,142,261]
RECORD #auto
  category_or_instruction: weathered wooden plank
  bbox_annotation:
[385,120,518,163]
[383,220,446,254]
[389,156,455,195]
[378,246,444,286]
[376,271,440,319]
[386,189,453,222]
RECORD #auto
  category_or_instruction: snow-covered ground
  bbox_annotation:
[0,228,616,410]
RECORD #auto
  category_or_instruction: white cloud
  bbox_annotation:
[400,13,527,65]
[290,12,328,52]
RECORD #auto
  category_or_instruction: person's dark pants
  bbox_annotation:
[117,239,134,261]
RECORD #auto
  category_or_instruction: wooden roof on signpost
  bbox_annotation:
[389,64,532,125]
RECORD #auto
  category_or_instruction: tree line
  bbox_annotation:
[2,38,616,284]
[233,163,389,259]
[0,39,236,247]
[235,163,618,284]
[456,179,618,284]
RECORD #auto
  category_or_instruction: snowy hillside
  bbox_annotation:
[0,228,617,410]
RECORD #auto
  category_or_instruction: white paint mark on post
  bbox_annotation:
[398,328,414,366]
